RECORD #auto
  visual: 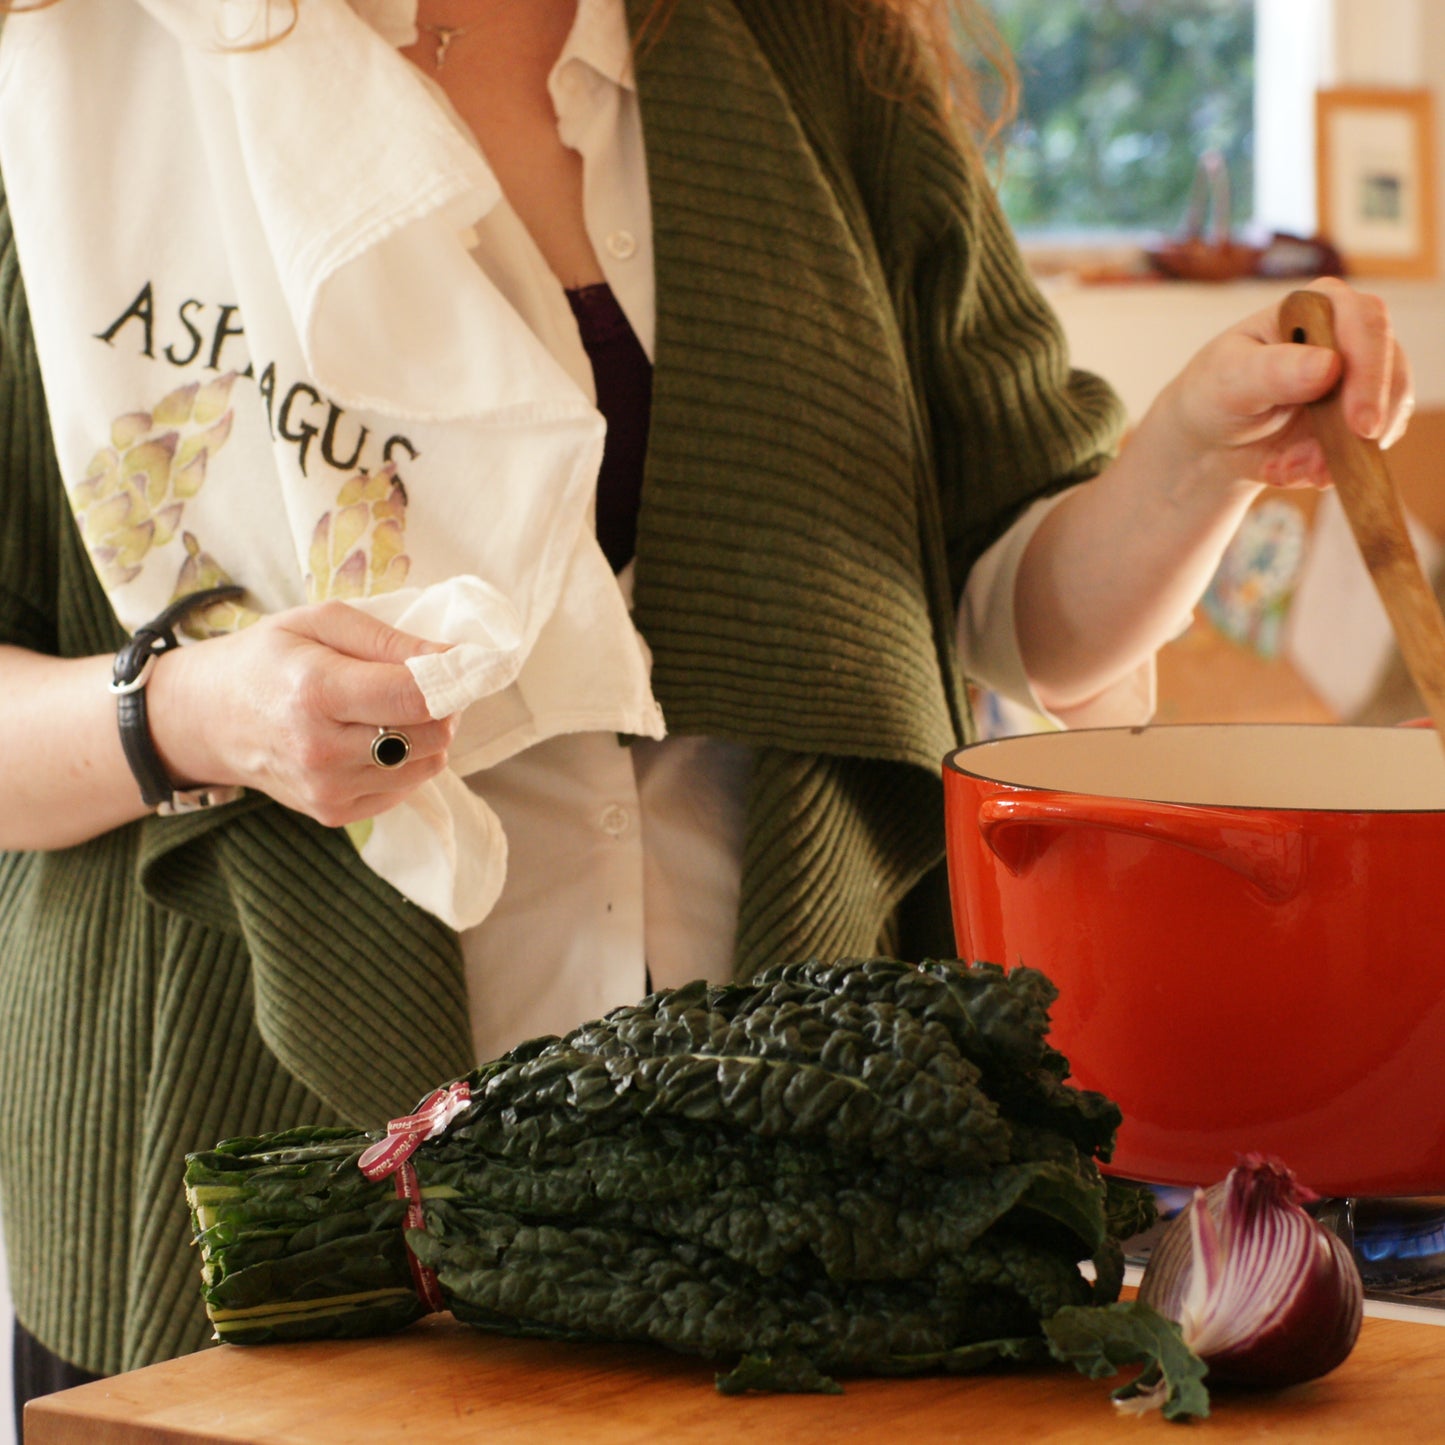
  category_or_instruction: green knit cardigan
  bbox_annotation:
[0,0,1121,1375]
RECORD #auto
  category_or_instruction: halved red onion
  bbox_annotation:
[1138,1155,1363,1387]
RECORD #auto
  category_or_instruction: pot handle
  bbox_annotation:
[978,793,1305,902]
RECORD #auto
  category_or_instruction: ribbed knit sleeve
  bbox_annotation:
[863,58,1124,603]
[739,0,1126,597]
[0,189,62,654]
[0,187,129,663]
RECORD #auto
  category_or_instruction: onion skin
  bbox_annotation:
[1138,1156,1364,1389]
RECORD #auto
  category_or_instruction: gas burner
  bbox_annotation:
[1337,1197,1445,1302]
[1149,1184,1196,1220]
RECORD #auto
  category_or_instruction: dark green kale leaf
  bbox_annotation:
[715,1352,845,1395]
[1043,1301,1210,1422]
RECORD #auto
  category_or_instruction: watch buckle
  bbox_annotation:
[156,785,247,816]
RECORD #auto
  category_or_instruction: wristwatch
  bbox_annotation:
[110,586,248,816]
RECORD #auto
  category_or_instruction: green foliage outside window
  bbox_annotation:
[987,0,1256,236]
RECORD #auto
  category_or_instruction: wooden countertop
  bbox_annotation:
[23,1308,1445,1444]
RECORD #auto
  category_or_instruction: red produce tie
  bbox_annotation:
[357,1081,472,1314]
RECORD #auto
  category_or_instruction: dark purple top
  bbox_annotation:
[565,282,653,573]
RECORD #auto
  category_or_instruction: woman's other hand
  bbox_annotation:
[148,601,457,828]
[1159,274,1414,492]
[1015,276,1414,715]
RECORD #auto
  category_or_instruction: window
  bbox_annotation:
[983,0,1329,246]
[988,0,1255,237]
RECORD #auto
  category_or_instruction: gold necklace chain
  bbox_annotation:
[416,21,474,70]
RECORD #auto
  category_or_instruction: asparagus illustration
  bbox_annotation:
[71,373,239,590]
[305,466,411,602]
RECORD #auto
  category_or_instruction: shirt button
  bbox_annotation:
[599,805,630,837]
[605,230,638,260]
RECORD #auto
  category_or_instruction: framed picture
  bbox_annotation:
[1316,87,1437,278]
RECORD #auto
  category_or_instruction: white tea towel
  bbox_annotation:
[0,0,664,928]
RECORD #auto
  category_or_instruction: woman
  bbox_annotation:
[0,0,1411,1424]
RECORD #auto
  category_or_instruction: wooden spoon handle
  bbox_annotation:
[1278,289,1445,740]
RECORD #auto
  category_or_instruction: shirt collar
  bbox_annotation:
[559,0,636,93]
[348,0,417,48]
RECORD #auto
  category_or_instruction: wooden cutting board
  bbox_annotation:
[22,1310,1445,1444]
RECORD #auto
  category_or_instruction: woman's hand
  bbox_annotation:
[1158,275,1414,492]
[149,601,458,828]
[1016,276,1414,717]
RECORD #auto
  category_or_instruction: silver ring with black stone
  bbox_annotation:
[370,728,412,770]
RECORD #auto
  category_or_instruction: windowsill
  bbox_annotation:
[1018,238,1160,285]
[1018,228,1347,287]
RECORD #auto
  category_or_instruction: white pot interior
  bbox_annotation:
[952,724,1445,812]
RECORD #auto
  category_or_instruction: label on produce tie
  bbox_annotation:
[357,1080,473,1180]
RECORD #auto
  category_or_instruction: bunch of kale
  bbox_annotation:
[185,957,1152,1393]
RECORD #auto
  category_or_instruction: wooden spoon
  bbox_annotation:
[1278,288,1445,744]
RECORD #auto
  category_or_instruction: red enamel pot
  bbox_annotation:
[943,723,1445,1198]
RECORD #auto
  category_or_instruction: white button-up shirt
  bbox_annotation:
[372,0,1149,1062]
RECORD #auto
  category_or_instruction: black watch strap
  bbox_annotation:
[110,586,247,816]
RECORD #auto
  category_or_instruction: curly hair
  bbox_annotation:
[637,0,1018,144]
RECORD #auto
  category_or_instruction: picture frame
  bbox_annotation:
[1315,87,1437,278]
